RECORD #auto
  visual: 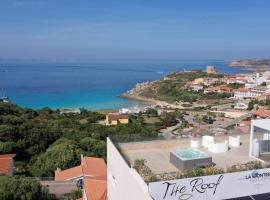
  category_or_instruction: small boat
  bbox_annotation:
[0,96,9,103]
[1,90,9,103]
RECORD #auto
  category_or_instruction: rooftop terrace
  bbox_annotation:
[118,134,256,175]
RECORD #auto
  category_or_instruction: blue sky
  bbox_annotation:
[0,0,269,62]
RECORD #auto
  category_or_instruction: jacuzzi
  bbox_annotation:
[170,149,212,171]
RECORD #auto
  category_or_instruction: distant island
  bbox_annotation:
[229,59,270,71]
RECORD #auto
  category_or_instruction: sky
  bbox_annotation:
[0,0,269,62]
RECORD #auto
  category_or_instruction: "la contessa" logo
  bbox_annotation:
[245,170,270,180]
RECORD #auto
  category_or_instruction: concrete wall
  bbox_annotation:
[118,118,129,124]
[40,181,77,197]
[107,138,151,200]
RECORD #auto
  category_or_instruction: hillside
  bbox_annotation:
[0,102,158,177]
[123,70,228,104]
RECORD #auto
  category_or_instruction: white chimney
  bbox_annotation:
[81,154,84,165]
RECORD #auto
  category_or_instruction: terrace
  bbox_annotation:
[108,120,270,200]
[116,134,256,177]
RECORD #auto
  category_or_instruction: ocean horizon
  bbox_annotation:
[0,59,246,110]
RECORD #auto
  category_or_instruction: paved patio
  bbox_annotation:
[119,134,257,174]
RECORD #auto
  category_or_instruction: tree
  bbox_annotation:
[0,102,160,177]
[202,115,215,124]
[228,83,244,89]
[79,137,106,158]
[144,108,158,117]
[261,82,267,86]
[0,176,55,200]
[248,100,259,110]
[194,114,203,128]
[30,140,82,177]
[0,141,16,154]
[70,189,82,200]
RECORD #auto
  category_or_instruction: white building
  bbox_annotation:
[249,119,270,161]
[245,82,257,88]
[234,88,266,99]
[185,82,203,92]
[107,138,151,200]
[119,105,148,114]
[234,102,248,110]
[107,128,270,200]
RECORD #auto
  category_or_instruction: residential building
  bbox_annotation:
[252,110,270,119]
[227,75,248,84]
[227,72,270,87]
[82,179,107,200]
[262,71,270,79]
[55,156,107,181]
[193,78,204,84]
[105,113,129,125]
[55,156,107,200]
[203,77,219,86]
[0,154,16,176]
[234,102,248,110]
[60,108,81,115]
[203,85,232,94]
[108,124,270,200]
[184,82,203,91]
[245,81,257,88]
[250,119,270,162]
[256,93,270,101]
[265,76,270,85]
[119,106,147,114]
[233,88,266,99]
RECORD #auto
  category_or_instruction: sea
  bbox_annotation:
[0,59,246,110]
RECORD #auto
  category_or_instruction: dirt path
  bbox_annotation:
[160,121,182,139]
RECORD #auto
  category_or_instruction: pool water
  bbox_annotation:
[175,149,209,160]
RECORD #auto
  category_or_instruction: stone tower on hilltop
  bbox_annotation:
[206,65,217,74]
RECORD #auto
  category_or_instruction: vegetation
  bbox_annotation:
[247,99,270,110]
[179,117,190,129]
[133,159,157,183]
[261,82,267,86]
[60,189,82,200]
[144,108,158,117]
[202,115,215,124]
[0,102,159,177]
[0,176,55,200]
[228,83,244,89]
[201,112,216,124]
[158,111,183,128]
[134,159,268,182]
[139,71,227,103]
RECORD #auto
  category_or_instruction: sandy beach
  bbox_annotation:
[121,93,185,109]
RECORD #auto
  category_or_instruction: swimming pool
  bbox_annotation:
[175,149,209,160]
[170,149,212,170]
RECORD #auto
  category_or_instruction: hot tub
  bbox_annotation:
[170,149,212,171]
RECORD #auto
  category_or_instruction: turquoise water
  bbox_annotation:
[0,59,245,110]
[176,149,208,160]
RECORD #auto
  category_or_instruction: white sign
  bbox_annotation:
[149,168,270,200]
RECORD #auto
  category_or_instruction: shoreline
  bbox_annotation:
[121,93,157,105]
[121,93,185,109]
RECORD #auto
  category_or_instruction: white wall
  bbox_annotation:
[107,138,152,200]
[149,167,270,200]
